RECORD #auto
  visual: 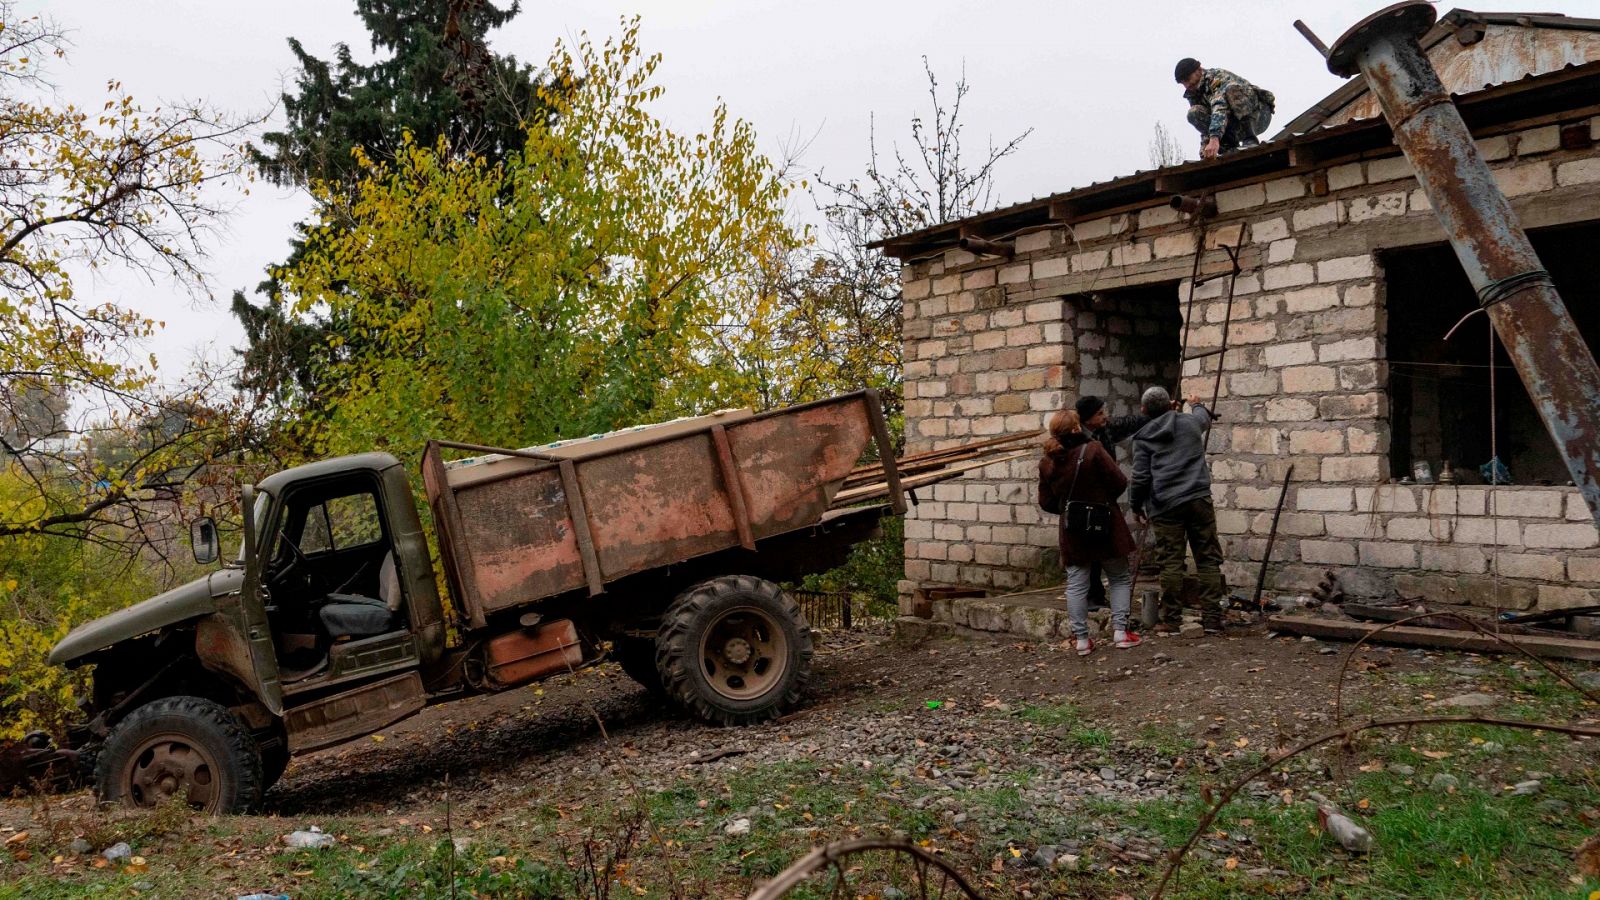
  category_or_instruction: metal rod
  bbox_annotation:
[1319,1,1600,526]
[1204,245,1243,448]
[1252,464,1295,608]
[1293,19,1329,57]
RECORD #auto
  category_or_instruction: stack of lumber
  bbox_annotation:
[831,433,1040,508]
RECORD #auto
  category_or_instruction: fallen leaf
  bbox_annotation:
[1577,834,1600,878]
[370,734,385,743]
[3,832,27,846]
[1421,750,1451,760]
[1009,847,1022,858]
[1234,737,1250,748]
[1357,798,1371,810]
[1225,857,1239,870]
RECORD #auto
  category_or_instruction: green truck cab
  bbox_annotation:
[48,392,904,813]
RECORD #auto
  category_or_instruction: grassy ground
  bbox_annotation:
[3,650,1596,898]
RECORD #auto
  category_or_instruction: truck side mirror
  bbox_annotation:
[191,517,220,565]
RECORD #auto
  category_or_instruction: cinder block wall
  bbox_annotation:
[898,116,1600,614]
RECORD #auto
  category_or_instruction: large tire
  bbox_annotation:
[656,575,812,725]
[614,637,666,696]
[94,696,263,815]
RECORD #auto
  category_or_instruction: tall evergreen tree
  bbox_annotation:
[233,0,550,414]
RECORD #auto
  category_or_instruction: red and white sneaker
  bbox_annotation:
[1114,631,1143,650]
[1075,637,1095,657]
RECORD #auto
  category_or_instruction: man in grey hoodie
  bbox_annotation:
[1130,386,1226,633]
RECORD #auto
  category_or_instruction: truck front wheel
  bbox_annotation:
[95,696,264,814]
[656,575,812,725]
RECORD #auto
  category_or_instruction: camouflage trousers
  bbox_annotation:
[1188,84,1275,153]
[1149,496,1226,628]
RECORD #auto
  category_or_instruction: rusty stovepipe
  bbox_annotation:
[1168,194,1218,218]
[1299,2,1600,525]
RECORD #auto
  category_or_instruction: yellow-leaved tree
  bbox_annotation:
[282,19,805,461]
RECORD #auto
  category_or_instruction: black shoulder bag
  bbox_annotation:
[1063,445,1113,536]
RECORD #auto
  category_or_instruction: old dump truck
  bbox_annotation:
[44,391,907,813]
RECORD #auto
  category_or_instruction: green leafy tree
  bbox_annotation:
[234,0,554,416]
[281,20,800,464]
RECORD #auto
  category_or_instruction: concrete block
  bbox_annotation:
[1359,541,1417,568]
[1033,256,1071,279]
[1252,217,1289,243]
[1216,183,1266,212]
[1301,540,1357,565]
[1477,135,1510,161]
[1263,264,1315,290]
[1319,337,1377,362]
[1420,545,1488,575]
[1072,250,1108,271]
[1264,175,1307,203]
[1110,242,1153,267]
[1494,489,1564,519]
[1289,429,1344,454]
[999,263,1031,284]
[1282,365,1337,393]
[1139,204,1183,229]
[1284,285,1340,313]
[1388,516,1450,542]
[1557,158,1600,187]
[965,600,1008,631]
[1454,518,1523,547]
[1292,202,1342,231]
[1318,393,1381,419]
[1024,300,1062,323]
[1231,425,1282,454]
[1365,155,1414,184]
[1327,162,1364,190]
[1267,397,1318,421]
[1496,553,1564,581]
[1523,523,1598,550]
[1229,320,1278,344]
[1355,486,1417,513]
[1264,341,1317,368]
[1317,255,1375,282]
[1298,487,1354,512]
[1570,493,1594,521]
[1347,192,1406,222]
[963,268,996,289]
[1538,584,1600,611]
[1016,230,1055,254]
[1325,513,1380,539]
[1493,163,1553,197]
[1230,371,1279,396]
[1267,238,1297,263]
[1516,124,1560,156]
[1568,556,1600,582]
[1154,231,1197,258]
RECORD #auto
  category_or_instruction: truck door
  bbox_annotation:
[227,484,285,714]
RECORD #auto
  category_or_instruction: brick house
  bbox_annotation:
[881,10,1600,616]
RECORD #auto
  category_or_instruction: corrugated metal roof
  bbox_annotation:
[875,58,1600,259]
[1278,7,1600,136]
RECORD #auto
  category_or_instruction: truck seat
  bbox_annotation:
[319,553,400,639]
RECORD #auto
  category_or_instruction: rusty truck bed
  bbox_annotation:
[420,391,903,629]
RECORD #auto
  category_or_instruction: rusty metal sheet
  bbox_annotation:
[579,432,742,579]
[483,619,583,688]
[725,396,873,538]
[1328,22,1600,127]
[451,465,587,614]
[1317,1,1600,525]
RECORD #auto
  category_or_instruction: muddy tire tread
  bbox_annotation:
[94,695,264,814]
[655,575,812,726]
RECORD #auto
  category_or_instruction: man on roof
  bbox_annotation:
[1176,58,1276,160]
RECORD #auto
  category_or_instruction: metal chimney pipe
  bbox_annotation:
[1308,1,1600,524]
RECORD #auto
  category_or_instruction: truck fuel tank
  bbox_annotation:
[482,619,585,689]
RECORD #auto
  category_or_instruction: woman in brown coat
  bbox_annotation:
[1038,408,1141,655]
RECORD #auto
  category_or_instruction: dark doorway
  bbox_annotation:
[1075,282,1183,462]
[1383,221,1600,484]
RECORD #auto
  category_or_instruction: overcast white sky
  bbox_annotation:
[22,0,1600,379]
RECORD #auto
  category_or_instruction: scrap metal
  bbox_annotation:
[1299,1,1600,526]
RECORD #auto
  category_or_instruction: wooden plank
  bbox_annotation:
[1268,614,1600,661]
[832,452,1032,507]
[1339,603,1549,637]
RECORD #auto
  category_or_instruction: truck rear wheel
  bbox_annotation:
[95,696,263,815]
[614,637,666,696]
[656,575,812,725]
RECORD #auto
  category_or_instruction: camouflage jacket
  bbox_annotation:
[1185,67,1271,139]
